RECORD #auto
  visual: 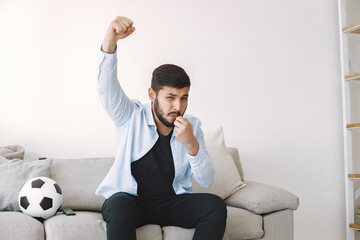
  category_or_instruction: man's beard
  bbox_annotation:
[153,98,184,128]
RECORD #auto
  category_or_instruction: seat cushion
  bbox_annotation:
[224,206,263,239]
[43,211,162,240]
[162,206,263,240]
[0,212,45,240]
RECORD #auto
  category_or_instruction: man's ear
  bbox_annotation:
[148,88,156,101]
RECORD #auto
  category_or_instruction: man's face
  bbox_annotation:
[149,86,189,128]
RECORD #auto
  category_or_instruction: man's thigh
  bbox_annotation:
[149,193,225,228]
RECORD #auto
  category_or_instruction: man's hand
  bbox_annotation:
[174,117,199,156]
[102,16,135,54]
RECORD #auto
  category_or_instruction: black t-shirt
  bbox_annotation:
[131,130,176,201]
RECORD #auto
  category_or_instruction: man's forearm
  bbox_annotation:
[185,138,199,156]
[102,41,117,54]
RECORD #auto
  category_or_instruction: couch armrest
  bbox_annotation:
[224,181,299,215]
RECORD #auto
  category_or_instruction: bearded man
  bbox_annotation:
[96,16,227,240]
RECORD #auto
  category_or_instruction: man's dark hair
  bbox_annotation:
[151,64,191,92]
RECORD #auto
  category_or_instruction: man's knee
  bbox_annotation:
[101,192,137,222]
[102,192,141,240]
[201,194,227,221]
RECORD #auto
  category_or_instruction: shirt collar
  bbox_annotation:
[144,102,156,127]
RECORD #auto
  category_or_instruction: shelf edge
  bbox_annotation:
[347,123,360,129]
[345,72,360,81]
[350,223,360,229]
[348,174,360,179]
[343,22,360,33]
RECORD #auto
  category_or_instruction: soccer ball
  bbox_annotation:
[18,176,63,220]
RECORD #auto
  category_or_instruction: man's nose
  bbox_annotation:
[173,98,181,110]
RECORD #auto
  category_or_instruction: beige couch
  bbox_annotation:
[0,145,299,240]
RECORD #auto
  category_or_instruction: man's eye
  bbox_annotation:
[167,97,174,99]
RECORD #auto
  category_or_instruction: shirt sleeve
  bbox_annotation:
[97,46,135,126]
[188,124,215,188]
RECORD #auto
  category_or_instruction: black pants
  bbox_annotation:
[101,192,227,240]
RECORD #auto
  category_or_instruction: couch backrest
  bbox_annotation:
[50,147,243,212]
[50,157,114,211]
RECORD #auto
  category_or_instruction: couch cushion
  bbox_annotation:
[262,209,294,240]
[162,206,263,240]
[0,145,25,159]
[0,212,45,240]
[227,147,245,182]
[162,226,194,240]
[224,181,299,214]
[224,206,263,239]
[50,157,114,211]
[192,127,245,199]
[44,211,162,240]
[0,157,53,211]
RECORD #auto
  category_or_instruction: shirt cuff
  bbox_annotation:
[99,45,118,66]
[187,147,202,165]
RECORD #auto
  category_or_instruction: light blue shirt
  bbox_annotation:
[95,49,215,199]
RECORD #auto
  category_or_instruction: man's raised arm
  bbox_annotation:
[97,16,136,126]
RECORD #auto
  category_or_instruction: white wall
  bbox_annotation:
[0,0,345,239]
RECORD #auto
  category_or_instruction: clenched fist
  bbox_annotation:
[174,117,199,156]
[102,16,135,54]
